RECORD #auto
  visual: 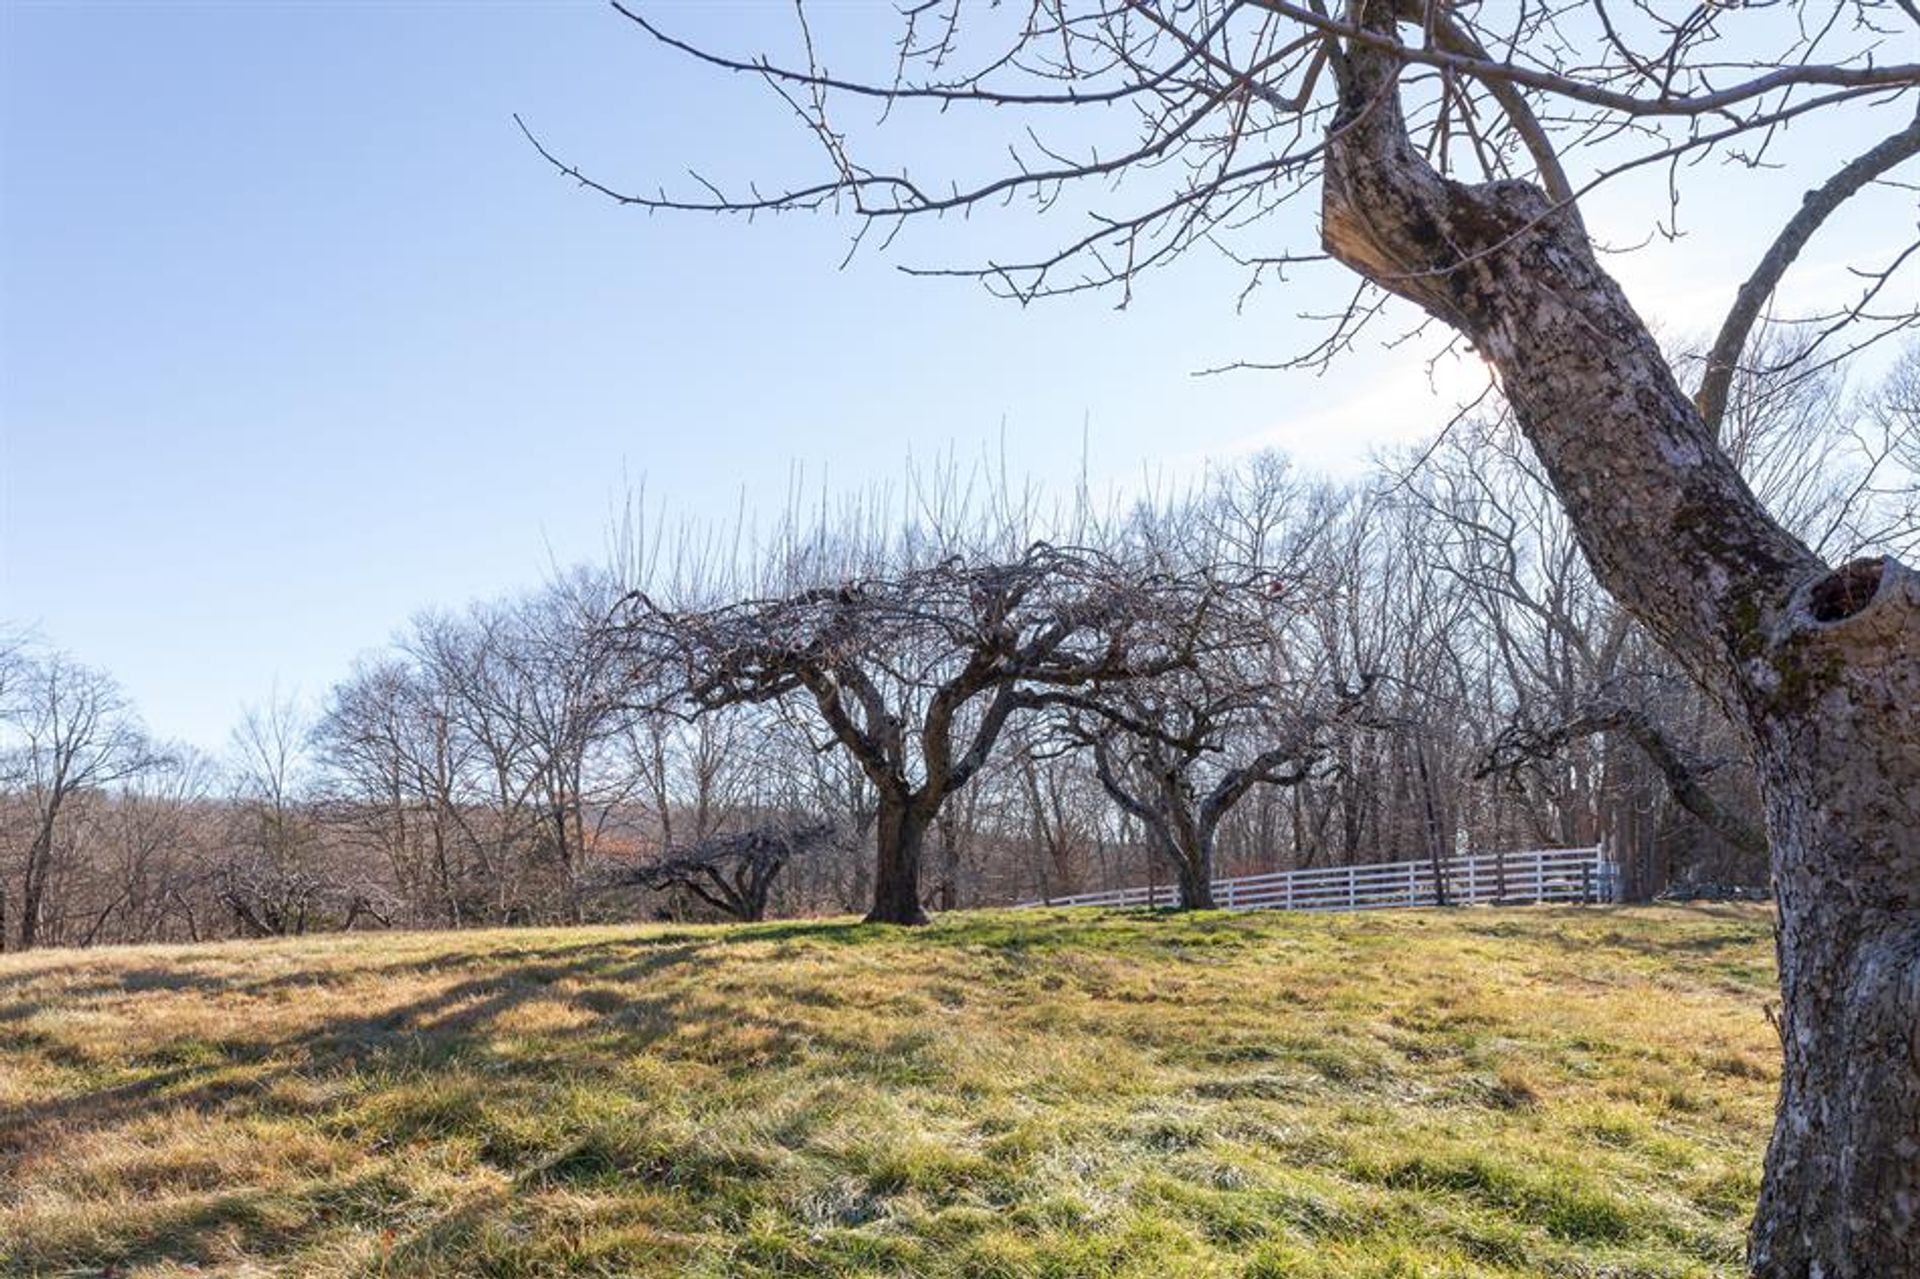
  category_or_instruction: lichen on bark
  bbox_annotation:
[1322,5,1920,1273]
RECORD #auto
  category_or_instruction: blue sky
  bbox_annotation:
[2,2,1912,752]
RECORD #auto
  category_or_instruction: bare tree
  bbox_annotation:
[0,649,159,950]
[1861,342,1920,554]
[542,4,1920,1266]
[1050,460,1362,907]
[620,543,1217,924]
[620,711,754,852]
[604,819,837,922]
[1400,416,1765,876]
[219,695,334,937]
[1420,333,1920,893]
[316,655,475,927]
[79,749,218,946]
[489,573,632,921]
[1066,678,1364,908]
[1004,730,1105,902]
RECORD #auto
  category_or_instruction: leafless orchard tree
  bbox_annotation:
[1059,672,1369,907]
[619,542,1222,924]
[531,2,1920,1267]
[602,689,879,917]
[1047,458,1367,908]
[599,819,839,922]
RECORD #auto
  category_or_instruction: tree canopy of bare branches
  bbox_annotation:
[619,541,1235,923]
[602,819,839,922]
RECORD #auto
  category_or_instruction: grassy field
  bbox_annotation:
[0,905,1778,1278]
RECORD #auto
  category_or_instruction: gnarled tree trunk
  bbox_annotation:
[868,798,931,926]
[1167,832,1217,911]
[1162,799,1218,909]
[1744,561,1920,1275]
[1324,10,1920,1272]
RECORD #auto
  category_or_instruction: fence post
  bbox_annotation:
[1347,864,1357,910]
[1225,877,1237,910]
[1407,861,1417,906]
[1466,856,1477,904]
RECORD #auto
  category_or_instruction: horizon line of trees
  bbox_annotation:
[4,335,1914,945]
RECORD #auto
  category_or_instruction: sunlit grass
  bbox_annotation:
[0,905,1775,1277]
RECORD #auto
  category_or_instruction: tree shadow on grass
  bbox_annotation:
[0,910,1300,1274]
[0,919,969,1275]
[1,936,719,1155]
[0,938,736,1273]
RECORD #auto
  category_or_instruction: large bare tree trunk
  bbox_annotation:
[868,799,930,926]
[1744,572,1920,1275]
[1324,12,1920,1273]
[1159,804,1217,910]
[1169,835,1217,911]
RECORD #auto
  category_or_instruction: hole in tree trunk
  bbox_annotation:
[1809,557,1886,622]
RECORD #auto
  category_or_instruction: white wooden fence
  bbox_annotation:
[1017,845,1614,913]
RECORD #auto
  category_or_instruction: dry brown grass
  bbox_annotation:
[0,905,1777,1276]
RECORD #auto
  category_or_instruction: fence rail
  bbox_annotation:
[1016,845,1613,913]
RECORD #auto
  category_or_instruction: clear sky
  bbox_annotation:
[2,1,1911,752]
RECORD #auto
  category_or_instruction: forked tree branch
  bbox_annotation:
[1697,104,1920,435]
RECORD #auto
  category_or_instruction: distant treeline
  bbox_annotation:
[4,339,1914,945]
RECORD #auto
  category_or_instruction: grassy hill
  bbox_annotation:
[0,906,1777,1278]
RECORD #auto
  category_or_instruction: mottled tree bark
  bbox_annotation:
[1324,9,1920,1272]
[1744,561,1920,1277]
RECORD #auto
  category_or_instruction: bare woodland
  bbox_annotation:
[5,353,1911,952]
